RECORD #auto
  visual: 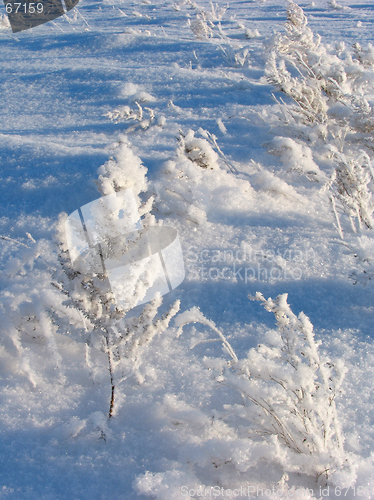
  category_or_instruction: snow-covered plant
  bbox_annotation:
[0,140,180,421]
[206,1,227,22]
[186,0,254,69]
[186,0,227,39]
[245,27,260,39]
[328,0,344,10]
[95,138,150,197]
[106,101,145,124]
[188,14,213,39]
[340,235,374,285]
[267,135,326,182]
[0,236,70,387]
[265,1,328,125]
[152,130,216,225]
[177,129,220,170]
[175,292,354,484]
[266,1,374,144]
[329,151,374,232]
[353,42,374,69]
[153,128,247,224]
[115,293,180,385]
[326,150,374,283]
[219,43,251,68]
[265,0,374,290]
[105,102,165,133]
[54,140,180,417]
[265,1,366,138]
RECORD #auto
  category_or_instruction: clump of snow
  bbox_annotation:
[179,129,220,170]
[268,136,326,182]
[96,138,148,198]
[245,27,260,39]
[0,14,10,29]
[153,129,255,225]
[250,168,305,202]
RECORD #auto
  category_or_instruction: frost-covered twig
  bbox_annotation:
[0,234,29,248]
[198,127,238,174]
[329,194,344,240]
[175,306,238,362]
[105,102,161,133]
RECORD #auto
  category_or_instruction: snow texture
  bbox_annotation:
[0,0,374,499]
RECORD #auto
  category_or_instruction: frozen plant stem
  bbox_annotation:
[103,329,116,419]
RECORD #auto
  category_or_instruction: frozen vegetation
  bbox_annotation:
[0,0,374,498]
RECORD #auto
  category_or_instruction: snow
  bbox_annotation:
[1,0,374,498]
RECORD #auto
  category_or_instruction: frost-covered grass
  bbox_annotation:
[0,0,374,498]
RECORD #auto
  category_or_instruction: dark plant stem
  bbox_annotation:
[104,329,116,418]
[109,381,115,419]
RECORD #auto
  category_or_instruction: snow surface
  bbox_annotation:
[1,0,374,498]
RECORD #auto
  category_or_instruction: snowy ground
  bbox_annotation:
[1,0,374,498]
